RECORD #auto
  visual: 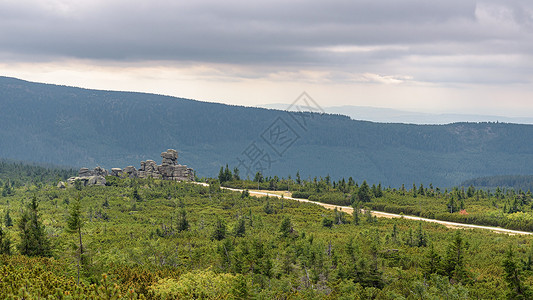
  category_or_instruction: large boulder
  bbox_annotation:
[161,149,178,166]
[111,168,122,176]
[78,168,92,177]
[123,166,138,178]
[88,175,106,186]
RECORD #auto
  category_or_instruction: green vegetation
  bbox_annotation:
[0,171,532,299]
[0,159,75,189]
[222,170,533,232]
[4,76,533,186]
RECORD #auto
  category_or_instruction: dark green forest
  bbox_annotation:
[3,76,533,187]
[1,170,533,299]
[462,175,533,192]
[0,159,75,190]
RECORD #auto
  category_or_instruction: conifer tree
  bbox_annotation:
[423,244,441,277]
[416,223,428,247]
[443,231,466,282]
[177,209,190,232]
[67,195,84,284]
[352,202,360,225]
[17,195,52,257]
[358,181,372,202]
[212,217,226,241]
[233,218,246,237]
[503,247,530,299]
[279,216,293,238]
[4,210,13,227]
[0,225,11,255]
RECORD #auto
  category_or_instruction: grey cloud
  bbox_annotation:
[0,0,532,84]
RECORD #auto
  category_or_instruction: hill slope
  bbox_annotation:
[2,76,533,187]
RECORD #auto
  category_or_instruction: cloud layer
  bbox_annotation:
[1,0,533,115]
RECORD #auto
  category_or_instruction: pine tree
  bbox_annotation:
[67,195,84,284]
[352,202,360,225]
[4,210,13,227]
[279,216,293,238]
[416,223,428,247]
[503,247,530,299]
[234,218,246,237]
[212,217,226,241]
[0,226,11,255]
[358,181,372,202]
[224,164,232,182]
[218,167,225,183]
[443,231,467,282]
[177,209,190,232]
[233,167,240,181]
[17,195,52,257]
[423,244,441,277]
[132,187,142,202]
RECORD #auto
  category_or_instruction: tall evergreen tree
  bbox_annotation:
[233,167,240,181]
[17,195,52,257]
[67,195,84,284]
[233,218,246,237]
[223,164,232,182]
[443,231,466,282]
[416,223,428,247]
[423,244,441,277]
[177,209,190,232]
[4,210,13,227]
[358,181,372,202]
[218,167,225,183]
[503,247,530,299]
[212,217,227,241]
[279,216,293,238]
[352,202,360,225]
[0,225,11,255]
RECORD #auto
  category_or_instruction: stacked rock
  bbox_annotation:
[61,149,194,188]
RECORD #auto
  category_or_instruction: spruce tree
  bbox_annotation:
[17,195,52,257]
[0,225,11,255]
[4,210,13,227]
[177,209,190,232]
[233,218,246,237]
[416,223,428,247]
[352,202,360,225]
[279,216,293,238]
[423,244,441,277]
[67,195,84,284]
[358,181,372,202]
[503,246,530,299]
[443,231,466,282]
[212,217,226,241]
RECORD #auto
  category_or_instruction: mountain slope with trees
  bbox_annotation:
[2,76,533,187]
[1,175,533,298]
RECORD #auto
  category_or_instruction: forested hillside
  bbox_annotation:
[1,175,533,298]
[2,76,533,187]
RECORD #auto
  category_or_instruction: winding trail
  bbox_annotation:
[196,183,533,235]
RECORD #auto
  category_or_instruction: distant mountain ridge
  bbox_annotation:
[259,103,533,125]
[2,75,533,187]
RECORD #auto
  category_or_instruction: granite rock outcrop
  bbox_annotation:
[62,149,194,187]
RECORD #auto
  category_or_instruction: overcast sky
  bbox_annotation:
[1,0,533,116]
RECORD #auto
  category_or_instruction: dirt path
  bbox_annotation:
[218,186,533,235]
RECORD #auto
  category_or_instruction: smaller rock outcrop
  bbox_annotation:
[66,175,107,187]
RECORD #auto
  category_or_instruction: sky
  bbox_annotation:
[1,0,533,116]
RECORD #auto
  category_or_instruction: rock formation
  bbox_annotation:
[63,149,194,187]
